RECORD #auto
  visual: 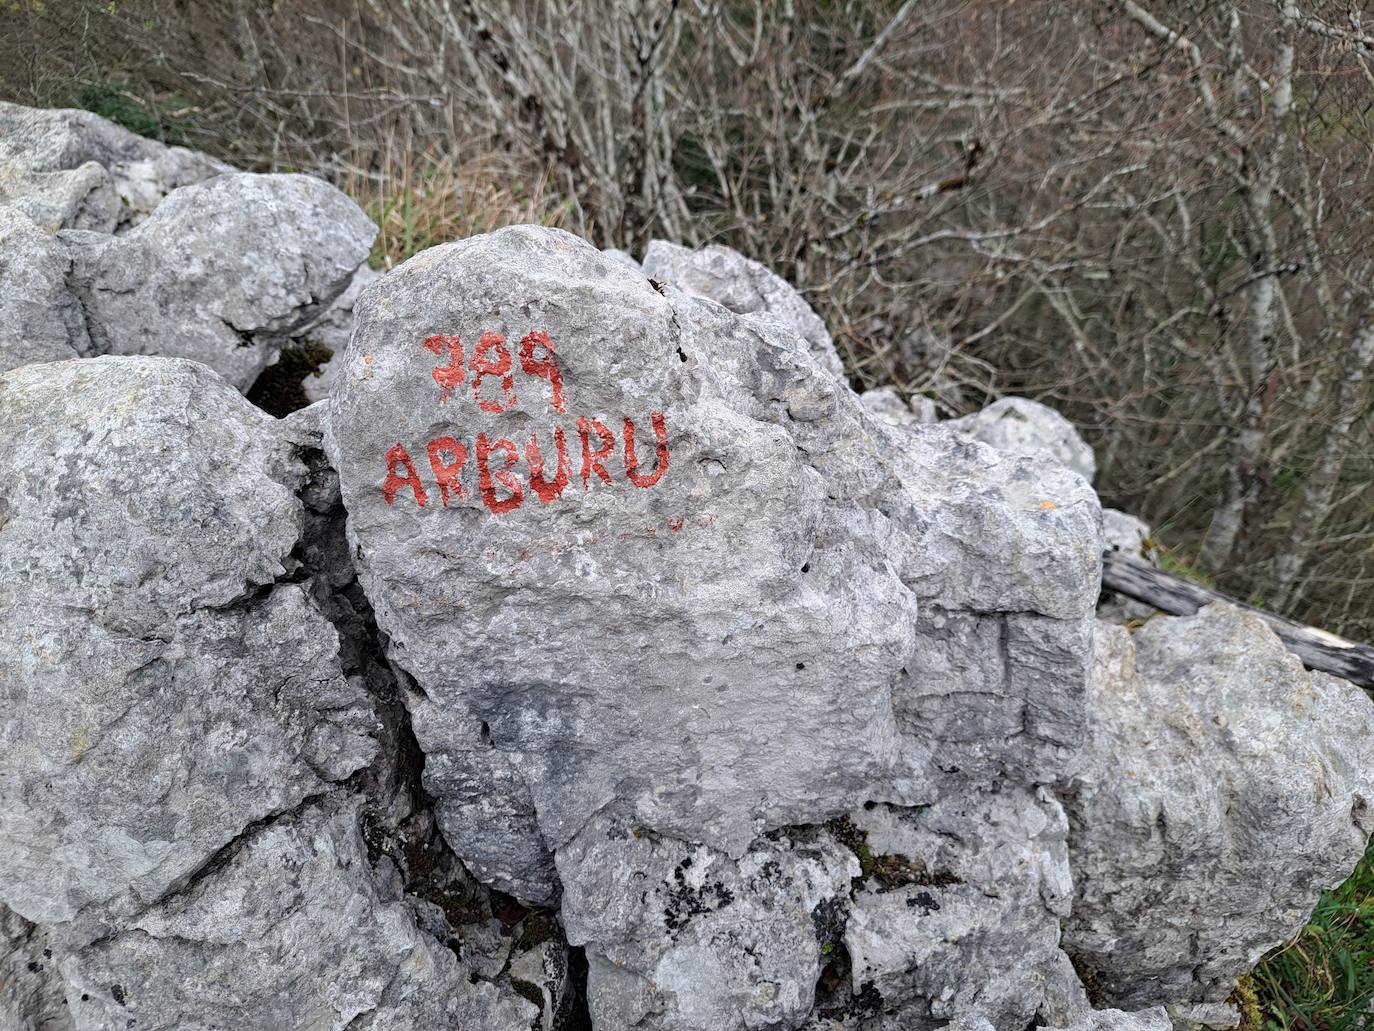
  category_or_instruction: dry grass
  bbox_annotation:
[339,140,574,270]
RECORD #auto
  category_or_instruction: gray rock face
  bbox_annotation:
[0,356,376,940]
[947,397,1096,483]
[1,902,73,1031]
[323,226,1100,907]
[558,818,856,1031]
[642,238,847,378]
[0,207,89,372]
[859,386,938,427]
[1041,1008,1172,1031]
[302,265,383,403]
[60,795,537,1031]
[1101,509,1150,556]
[0,100,228,232]
[1064,608,1374,1008]
[63,173,376,390]
[835,788,1073,1029]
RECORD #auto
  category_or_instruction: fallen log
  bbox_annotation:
[1100,551,1374,690]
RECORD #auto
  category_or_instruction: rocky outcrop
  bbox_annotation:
[63,173,375,390]
[0,100,228,233]
[3,100,1373,1031]
[946,396,1096,483]
[323,227,1100,916]
[0,357,376,940]
[642,238,847,378]
[0,102,376,390]
[1064,607,1374,1009]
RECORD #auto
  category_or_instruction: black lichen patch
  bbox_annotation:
[906,890,941,914]
[662,859,735,933]
[111,984,127,1006]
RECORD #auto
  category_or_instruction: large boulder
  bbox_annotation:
[59,795,537,1031]
[63,173,377,390]
[642,239,847,378]
[0,356,376,941]
[1064,608,1374,1008]
[0,100,228,232]
[322,225,1100,916]
[947,397,1095,483]
[0,207,89,372]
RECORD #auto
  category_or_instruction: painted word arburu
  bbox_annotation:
[381,330,670,515]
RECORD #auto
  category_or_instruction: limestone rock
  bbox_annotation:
[1,902,72,1031]
[834,787,1073,1028]
[0,100,228,231]
[947,397,1095,483]
[0,207,89,372]
[63,172,376,390]
[1102,509,1150,556]
[859,386,938,428]
[602,247,641,271]
[1063,609,1374,1008]
[1041,1008,1173,1031]
[60,795,539,1031]
[0,356,376,941]
[302,266,383,404]
[642,238,846,377]
[323,226,1100,902]
[558,817,856,1031]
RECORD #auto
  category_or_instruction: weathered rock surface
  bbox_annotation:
[827,787,1073,1029]
[1064,608,1374,1008]
[1102,509,1150,556]
[1,902,73,1031]
[323,226,1100,910]
[0,101,227,232]
[1041,1008,1173,1031]
[0,207,89,372]
[948,396,1096,483]
[642,238,847,378]
[859,386,938,427]
[302,265,383,403]
[0,356,376,940]
[62,173,375,390]
[558,817,856,1031]
[60,795,538,1031]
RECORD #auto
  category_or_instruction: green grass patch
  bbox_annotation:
[1251,839,1374,1029]
[1153,545,1218,590]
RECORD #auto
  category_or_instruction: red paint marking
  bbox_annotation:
[476,432,523,514]
[669,517,685,533]
[426,435,469,506]
[623,412,670,488]
[382,443,429,507]
[518,330,566,413]
[577,416,616,490]
[424,335,465,405]
[526,426,571,505]
[471,332,517,413]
